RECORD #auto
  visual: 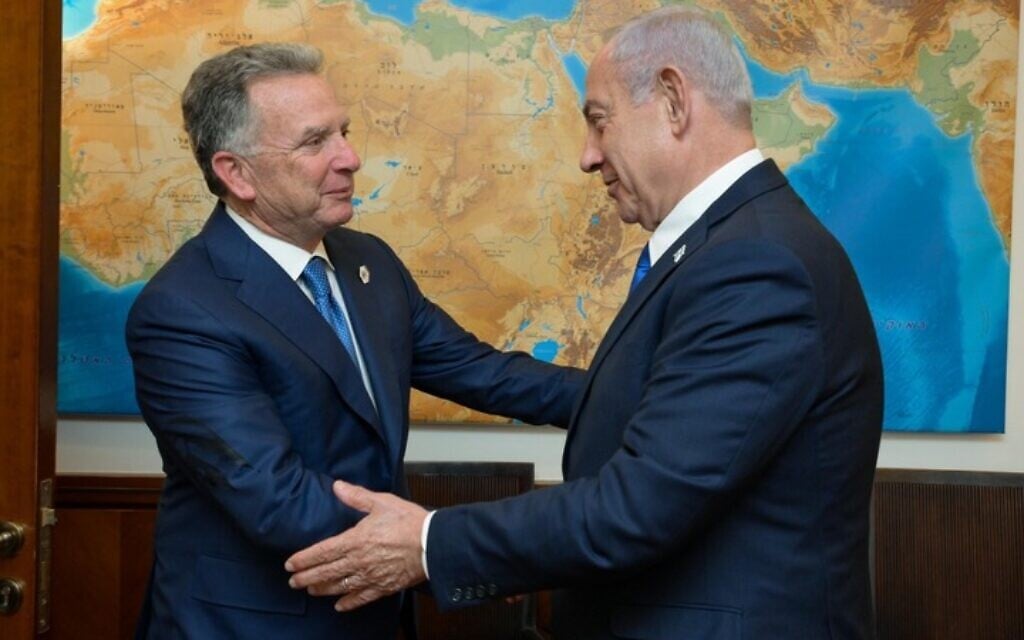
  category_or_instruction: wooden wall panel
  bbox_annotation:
[49,509,157,638]
[404,462,545,640]
[50,468,546,639]
[50,476,161,640]
[873,470,1024,640]
[51,470,1024,639]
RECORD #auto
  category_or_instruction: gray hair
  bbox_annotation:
[608,6,753,128]
[181,43,324,196]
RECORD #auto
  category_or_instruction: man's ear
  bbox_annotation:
[657,66,689,136]
[212,150,257,201]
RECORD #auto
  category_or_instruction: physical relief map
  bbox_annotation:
[60,0,1016,431]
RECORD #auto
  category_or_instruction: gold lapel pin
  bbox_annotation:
[359,265,371,284]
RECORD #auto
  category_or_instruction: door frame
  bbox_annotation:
[0,1,61,637]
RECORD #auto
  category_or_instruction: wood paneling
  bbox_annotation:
[51,470,1024,639]
[54,475,164,510]
[49,509,156,639]
[50,476,162,640]
[50,469,546,639]
[404,463,545,640]
[873,469,1024,640]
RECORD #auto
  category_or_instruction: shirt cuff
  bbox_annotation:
[421,510,436,580]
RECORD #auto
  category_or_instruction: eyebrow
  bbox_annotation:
[299,125,331,140]
[298,118,350,141]
[582,100,605,118]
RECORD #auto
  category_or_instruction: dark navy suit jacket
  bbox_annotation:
[426,160,883,639]
[126,205,583,639]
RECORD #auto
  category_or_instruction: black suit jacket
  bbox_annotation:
[426,160,883,639]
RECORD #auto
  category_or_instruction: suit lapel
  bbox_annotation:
[584,218,708,388]
[324,232,407,467]
[565,160,790,443]
[203,206,384,440]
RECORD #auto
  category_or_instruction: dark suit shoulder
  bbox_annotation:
[125,234,249,349]
[144,234,213,285]
[707,182,857,286]
[323,226,407,270]
[771,185,850,253]
[131,234,219,307]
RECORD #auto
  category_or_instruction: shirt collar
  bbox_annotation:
[647,148,765,266]
[225,206,333,281]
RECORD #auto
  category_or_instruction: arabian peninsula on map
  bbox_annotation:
[60,0,1015,431]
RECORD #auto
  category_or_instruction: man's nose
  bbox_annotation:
[330,136,361,172]
[579,135,602,173]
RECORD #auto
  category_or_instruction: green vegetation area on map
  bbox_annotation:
[752,86,833,163]
[915,30,984,137]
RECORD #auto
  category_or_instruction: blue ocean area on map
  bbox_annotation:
[743,51,1009,432]
[449,0,575,20]
[58,257,142,414]
[68,0,577,37]
[63,0,98,38]
[364,0,575,24]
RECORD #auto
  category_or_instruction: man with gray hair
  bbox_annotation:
[288,6,883,638]
[126,43,582,639]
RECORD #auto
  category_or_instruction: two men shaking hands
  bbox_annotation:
[128,6,882,640]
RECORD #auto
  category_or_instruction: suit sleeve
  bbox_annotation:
[425,239,826,606]
[368,235,585,428]
[126,288,363,553]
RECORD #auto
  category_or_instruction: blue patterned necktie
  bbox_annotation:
[629,244,651,295]
[301,257,357,361]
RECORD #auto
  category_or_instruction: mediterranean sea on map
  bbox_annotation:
[57,0,1012,432]
[363,0,577,23]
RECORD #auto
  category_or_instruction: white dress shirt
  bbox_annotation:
[647,148,765,266]
[225,207,376,408]
[419,148,767,578]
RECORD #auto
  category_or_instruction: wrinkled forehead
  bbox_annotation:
[247,73,336,111]
[247,74,347,132]
[582,47,624,113]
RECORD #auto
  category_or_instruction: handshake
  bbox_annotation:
[286,481,429,612]
[127,5,884,638]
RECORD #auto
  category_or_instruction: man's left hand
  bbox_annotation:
[286,480,427,611]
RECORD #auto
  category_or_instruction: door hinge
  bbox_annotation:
[36,478,56,634]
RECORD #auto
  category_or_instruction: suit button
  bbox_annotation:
[476,585,486,599]
[488,583,498,596]
[451,587,462,602]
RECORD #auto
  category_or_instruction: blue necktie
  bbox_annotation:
[629,244,651,295]
[301,257,357,361]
